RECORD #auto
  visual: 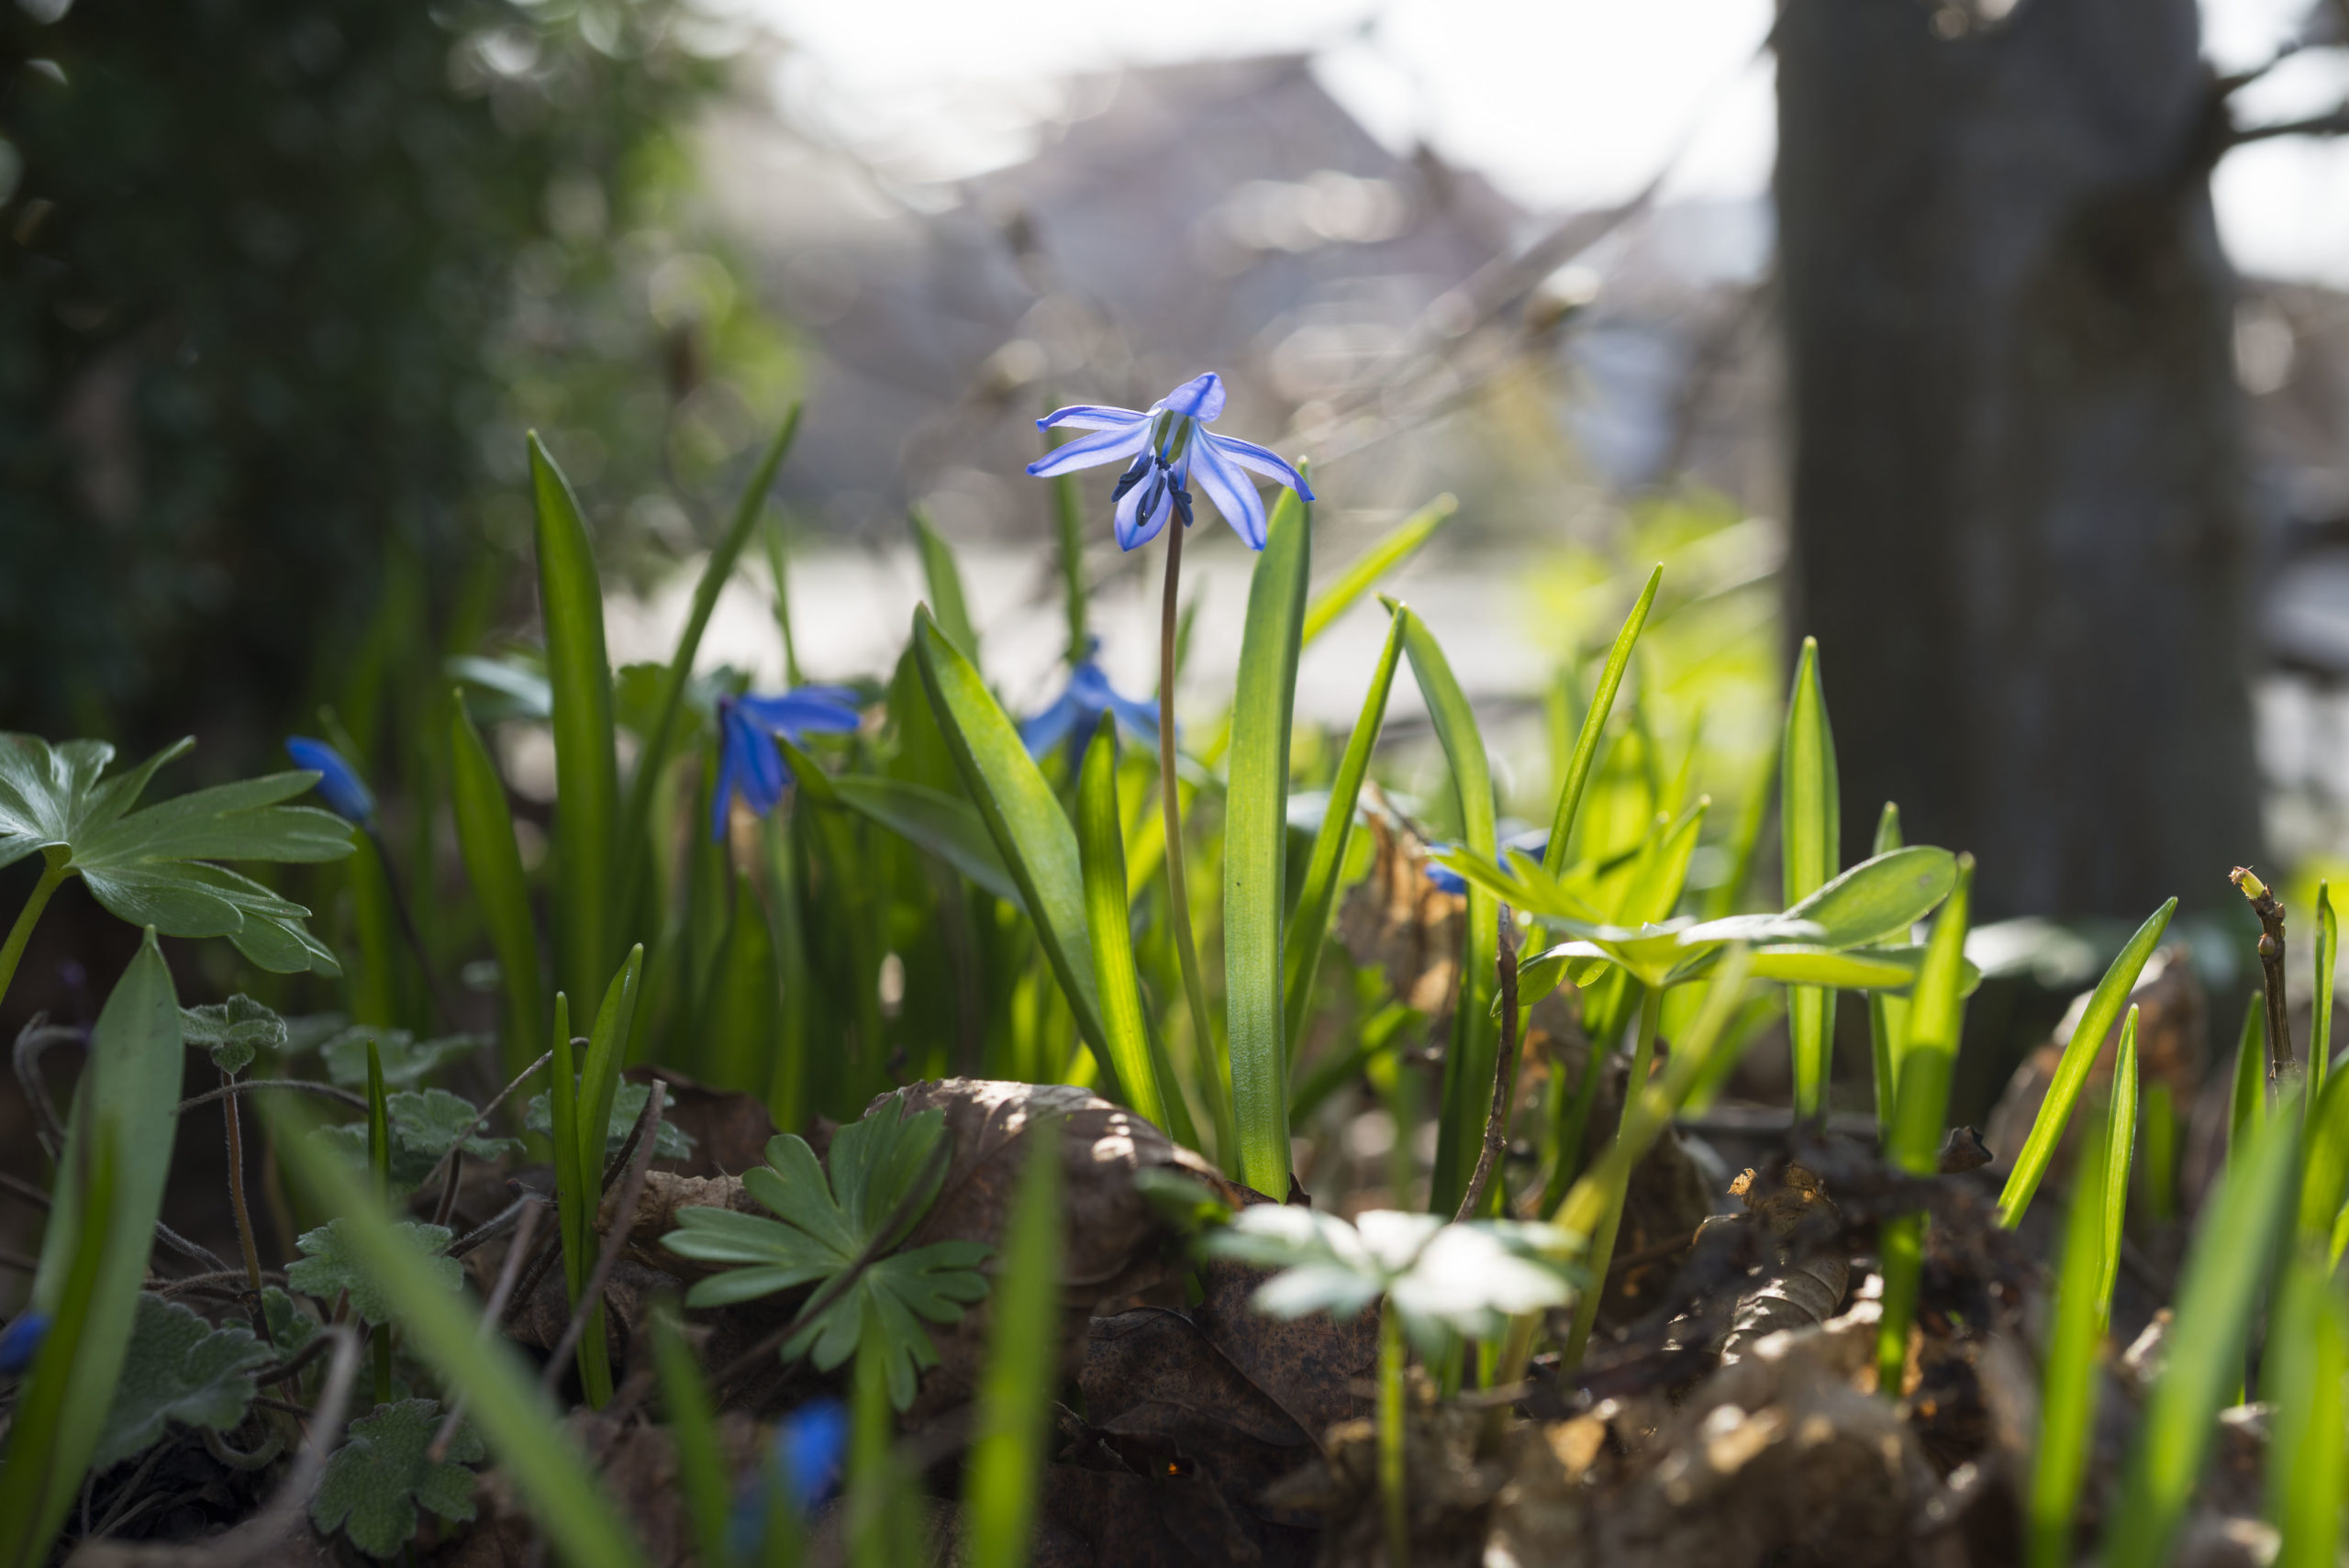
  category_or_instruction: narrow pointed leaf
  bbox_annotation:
[912,507,980,661]
[448,695,545,1083]
[1299,495,1454,646]
[1542,566,1660,876]
[1782,635,1841,1118]
[2096,1007,2139,1316]
[1078,718,1177,1131]
[963,1122,1064,1568]
[2027,1094,2114,1568]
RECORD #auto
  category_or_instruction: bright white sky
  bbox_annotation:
[737,0,2349,285]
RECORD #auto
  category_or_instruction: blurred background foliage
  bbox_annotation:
[0,0,794,760]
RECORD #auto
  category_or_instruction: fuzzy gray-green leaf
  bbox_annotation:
[92,1294,276,1470]
[311,1398,485,1561]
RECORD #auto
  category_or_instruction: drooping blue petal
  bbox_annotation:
[775,1398,849,1510]
[1160,373,1226,422]
[1037,404,1147,432]
[1103,683,1163,742]
[1113,466,1177,550]
[1187,435,1270,550]
[711,700,790,840]
[1424,844,1467,896]
[1203,432,1314,501]
[738,686,863,737]
[1026,420,1152,479]
[1019,687,1085,757]
[0,1310,48,1374]
[284,737,377,826]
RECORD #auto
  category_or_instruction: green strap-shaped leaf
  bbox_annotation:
[2027,1084,2115,1568]
[2229,994,2267,1167]
[447,696,545,1083]
[530,434,621,1010]
[265,1096,651,1568]
[2096,1006,2140,1318]
[2266,1251,2348,1568]
[909,608,1112,1083]
[912,507,980,661]
[1078,719,1179,1134]
[576,947,644,1199]
[2105,1106,2300,1568]
[1226,490,1311,1195]
[963,1122,1066,1568]
[1283,610,1405,1065]
[827,774,1025,913]
[1865,804,1910,1131]
[1299,495,1454,646]
[1781,635,1841,1119]
[1876,854,1972,1396]
[1542,566,1660,878]
[2,933,181,1568]
[1783,844,1955,951]
[1996,897,2176,1224]
[1393,603,1499,1217]
[651,1308,732,1568]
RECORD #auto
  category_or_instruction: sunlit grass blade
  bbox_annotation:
[0,929,182,1568]
[1781,636,1841,1119]
[530,434,622,1008]
[1391,603,1500,1216]
[762,516,806,687]
[266,1093,651,1568]
[1051,462,1089,666]
[1299,495,1455,646]
[825,773,1025,912]
[1283,610,1406,1065]
[2314,881,2337,1098]
[449,694,547,1084]
[2266,1252,2347,1568]
[2299,1061,2349,1251]
[911,608,1115,1090]
[964,1118,1064,1568]
[1866,803,1909,1130]
[1226,491,1311,1195]
[1542,565,1660,878]
[2104,1104,2301,1568]
[652,1303,735,1568]
[2097,1006,2139,1314]
[1078,717,1184,1137]
[2230,994,2266,1166]
[1996,896,2176,1223]
[2027,1088,2115,1568]
[1876,854,1973,1396]
[911,506,980,661]
[618,407,802,920]
[543,991,610,1404]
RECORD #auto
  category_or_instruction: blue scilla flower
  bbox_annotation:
[728,1397,849,1553]
[1426,828,1549,896]
[1021,639,1161,758]
[1026,372,1312,552]
[0,1310,49,1375]
[710,686,863,840]
[284,737,376,826]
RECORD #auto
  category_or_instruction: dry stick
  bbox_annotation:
[13,1017,80,1160]
[428,1197,549,1462]
[2232,867,2299,1095]
[178,1079,369,1114]
[414,1048,555,1204]
[66,1326,363,1568]
[219,1069,267,1318]
[1454,906,1524,1224]
[155,1222,230,1276]
[0,1169,51,1210]
[155,1267,287,1300]
[448,1193,540,1260]
[432,1149,466,1230]
[540,1083,668,1396]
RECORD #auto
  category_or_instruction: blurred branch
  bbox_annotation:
[2228,101,2349,146]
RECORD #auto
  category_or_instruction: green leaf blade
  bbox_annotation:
[1077,718,1175,1133]
[448,696,546,1083]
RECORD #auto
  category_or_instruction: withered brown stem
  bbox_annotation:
[1454,905,1523,1223]
[2232,865,2298,1094]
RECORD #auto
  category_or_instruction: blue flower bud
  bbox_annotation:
[285,737,377,826]
[0,1310,50,1375]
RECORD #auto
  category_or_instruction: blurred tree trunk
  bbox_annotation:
[1774,0,2263,918]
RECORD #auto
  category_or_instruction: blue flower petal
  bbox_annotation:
[776,1398,849,1511]
[1105,684,1163,742]
[1037,404,1146,432]
[1019,688,1084,757]
[1203,432,1313,501]
[0,1310,49,1375]
[1113,468,1176,550]
[1422,843,1467,896]
[1187,435,1269,550]
[1159,373,1226,423]
[739,686,863,736]
[1026,421,1152,479]
[284,737,377,826]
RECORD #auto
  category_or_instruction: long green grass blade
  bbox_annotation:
[910,608,1114,1085]
[1283,610,1406,1064]
[618,408,802,923]
[1392,603,1499,1216]
[703,877,780,1098]
[1542,565,1661,877]
[530,435,622,1008]
[2105,1106,2300,1568]
[2267,1252,2347,1568]
[2097,1006,2139,1317]
[1,931,183,1568]
[1996,897,2176,1223]
[1781,636,1841,1119]
[2230,994,2266,1165]
[912,507,980,661]
[825,773,1024,912]
[2299,1051,2349,1249]
[1866,804,1909,1130]
[1078,717,1179,1134]
[449,695,546,1084]
[1299,495,1455,646]
[576,947,645,1191]
[964,1119,1065,1568]
[2027,1095,2113,1568]
[266,1095,651,1568]
[2314,882,2337,1098]
[1701,731,1779,921]
[1226,491,1311,1195]
[652,1304,735,1568]
[1877,854,1972,1396]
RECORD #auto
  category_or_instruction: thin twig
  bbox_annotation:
[1456,905,1524,1223]
[154,1223,230,1275]
[219,1067,267,1318]
[449,1192,541,1260]
[413,1049,553,1205]
[429,1198,547,1462]
[178,1079,369,1114]
[155,1268,285,1300]
[2232,867,2299,1094]
[433,1148,466,1229]
[0,1170,52,1210]
[541,1084,666,1395]
[13,1016,79,1161]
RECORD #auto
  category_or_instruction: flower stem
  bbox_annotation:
[0,856,71,1019]
[1558,983,1664,1369]
[221,1068,267,1309]
[1159,522,1236,1169]
[1379,1301,1409,1568]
